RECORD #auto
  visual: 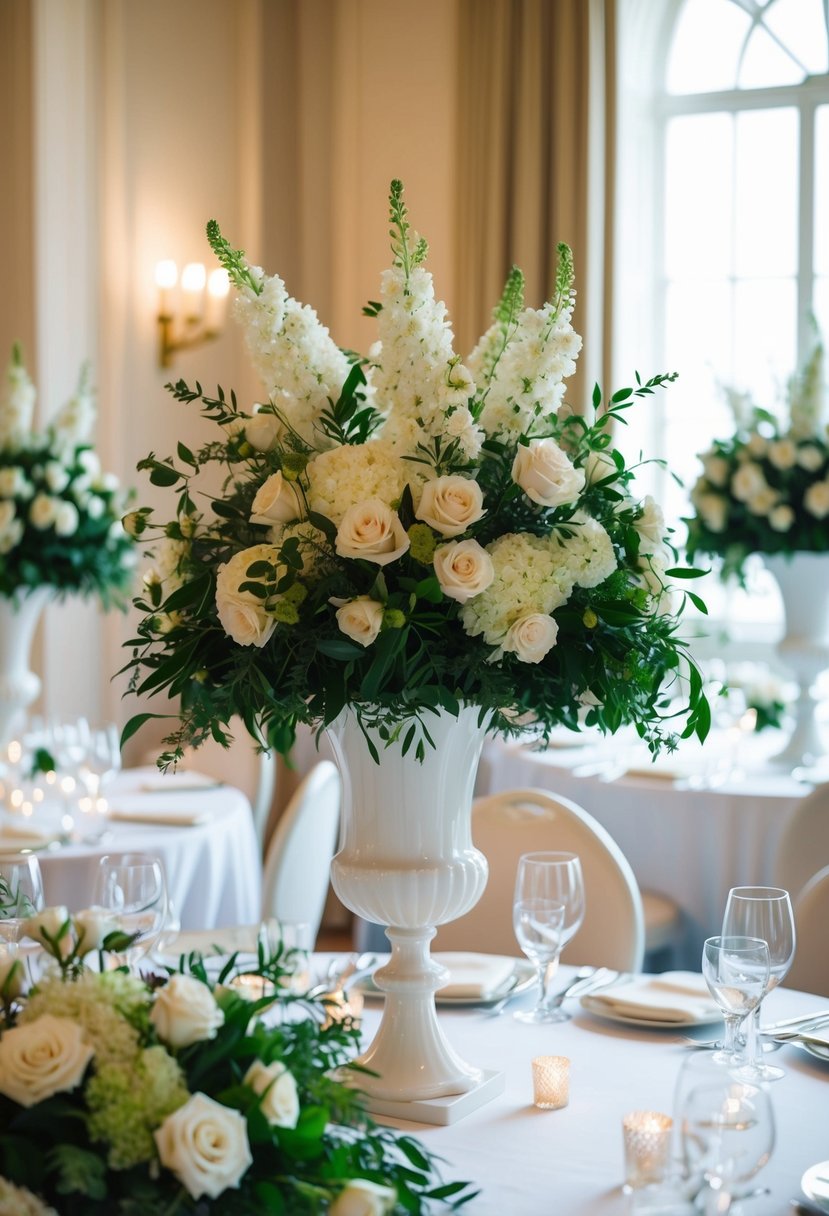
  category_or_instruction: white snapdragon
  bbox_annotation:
[0,348,36,450]
[789,340,825,439]
[51,374,96,452]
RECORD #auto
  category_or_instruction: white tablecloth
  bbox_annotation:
[479,734,806,971]
[35,767,262,929]
[349,962,829,1215]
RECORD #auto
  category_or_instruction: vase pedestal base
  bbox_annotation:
[359,1069,506,1127]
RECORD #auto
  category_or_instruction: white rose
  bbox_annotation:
[335,499,410,565]
[433,539,494,603]
[246,411,281,452]
[695,493,728,533]
[634,495,665,555]
[29,493,57,530]
[336,597,384,647]
[0,500,15,530]
[511,438,585,508]
[731,462,768,503]
[0,947,24,998]
[72,906,118,956]
[21,906,70,949]
[583,449,617,485]
[415,475,485,537]
[215,545,280,649]
[502,613,559,663]
[250,472,302,527]
[701,453,730,487]
[0,467,28,497]
[85,495,105,520]
[330,1179,397,1216]
[244,1059,300,1128]
[797,444,824,472]
[768,438,797,470]
[805,481,829,519]
[77,449,100,478]
[0,1015,94,1107]
[150,973,225,1048]
[43,461,70,493]
[154,1092,252,1200]
[747,487,779,516]
[0,518,23,554]
[54,500,79,537]
[769,504,795,532]
[746,433,768,458]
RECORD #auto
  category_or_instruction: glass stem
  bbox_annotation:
[744,1003,762,1070]
[539,955,561,1010]
[722,1012,741,1058]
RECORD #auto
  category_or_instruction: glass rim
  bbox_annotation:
[518,851,580,864]
[704,934,769,951]
[726,886,791,901]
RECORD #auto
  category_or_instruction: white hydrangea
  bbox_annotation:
[0,352,36,451]
[460,532,575,650]
[306,439,418,524]
[372,265,483,459]
[552,512,617,588]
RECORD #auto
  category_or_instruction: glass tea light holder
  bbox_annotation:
[622,1111,673,1191]
[531,1055,570,1109]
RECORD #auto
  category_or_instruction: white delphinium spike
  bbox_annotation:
[0,344,37,451]
[51,361,96,453]
[788,337,825,439]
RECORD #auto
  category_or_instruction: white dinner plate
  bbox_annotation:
[798,1039,829,1064]
[802,1160,829,1211]
[357,960,536,1007]
[579,996,722,1030]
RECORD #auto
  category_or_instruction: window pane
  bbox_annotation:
[733,278,797,413]
[814,277,829,343]
[739,24,804,87]
[816,107,829,276]
[764,0,829,78]
[735,109,798,277]
[666,0,751,93]
[665,114,733,278]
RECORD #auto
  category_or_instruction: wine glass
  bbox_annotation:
[701,936,769,1066]
[0,853,45,950]
[94,853,168,968]
[722,886,796,1082]
[679,1080,774,1215]
[513,851,585,1023]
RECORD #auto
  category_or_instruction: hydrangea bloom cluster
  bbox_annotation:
[124,181,707,763]
[0,346,135,602]
[686,337,829,580]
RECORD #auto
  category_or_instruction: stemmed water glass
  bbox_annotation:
[701,936,769,1066]
[0,853,45,951]
[722,886,796,1082]
[513,851,585,1023]
[94,853,168,968]
[679,1079,774,1215]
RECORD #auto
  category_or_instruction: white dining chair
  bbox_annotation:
[260,760,341,948]
[774,781,829,903]
[784,864,829,997]
[434,787,646,973]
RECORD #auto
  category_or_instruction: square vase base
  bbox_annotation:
[367,1068,505,1126]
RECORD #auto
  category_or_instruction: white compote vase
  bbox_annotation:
[764,552,829,769]
[326,703,503,1123]
[0,587,51,749]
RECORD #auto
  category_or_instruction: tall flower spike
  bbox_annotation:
[467,265,525,390]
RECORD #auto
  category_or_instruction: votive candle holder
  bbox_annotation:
[531,1055,570,1109]
[622,1110,673,1189]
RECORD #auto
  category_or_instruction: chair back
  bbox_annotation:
[261,760,341,947]
[784,864,829,997]
[774,782,829,902]
[435,787,645,972]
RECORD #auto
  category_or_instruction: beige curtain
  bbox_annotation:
[455,0,616,408]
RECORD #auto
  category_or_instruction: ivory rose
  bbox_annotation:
[250,471,302,527]
[583,449,617,485]
[215,544,279,648]
[244,1059,300,1128]
[245,410,281,452]
[29,493,57,530]
[415,475,485,537]
[805,481,829,519]
[336,597,384,647]
[0,1015,94,1106]
[335,499,409,565]
[21,906,70,950]
[502,613,559,663]
[150,973,225,1049]
[634,496,665,555]
[154,1092,252,1200]
[512,438,585,507]
[72,906,118,955]
[329,1179,398,1216]
[433,539,494,603]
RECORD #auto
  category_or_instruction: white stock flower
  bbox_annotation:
[150,974,225,1049]
[250,471,302,526]
[72,907,118,956]
[336,597,384,647]
[215,544,279,648]
[767,438,797,470]
[804,481,829,519]
[502,613,559,663]
[701,453,730,487]
[0,1015,94,1106]
[512,438,585,508]
[154,1092,252,1200]
[797,443,825,472]
[29,493,58,530]
[0,353,36,450]
[54,500,79,537]
[329,1179,397,1216]
[634,495,666,555]
[335,499,409,565]
[731,462,768,503]
[244,1059,300,1128]
[52,384,96,449]
[415,475,485,537]
[433,539,494,603]
[768,504,795,532]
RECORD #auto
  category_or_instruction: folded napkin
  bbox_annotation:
[581,971,721,1024]
[107,806,209,827]
[432,952,517,999]
[138,771,220,793]
[0,820,58,850]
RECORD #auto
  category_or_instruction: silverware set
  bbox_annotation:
[485,964,624,1017]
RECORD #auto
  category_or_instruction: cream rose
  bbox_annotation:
[154,1092,252,1200]
[701,454,729,487]
[21,906,70,950]
[244,1059,300,1128]
[797,444,824,472]
[695,493,728,533]
[805,481,829,519]
[512,438,585,507]
[335,499,410,565]
[0,947,24,998]
[54,500,79,537]
[768,438,797,470]
[747,487,779,516]
[746,433,768,458]
[330,1179,398,1216]
[583,449,617,485]
[336,597,384,647]
[731,462,768,503]
[72,906,118,956]
[245,411,281,452]
[433,539,494,603]
[29,493,57,530]
[0,1015,94,1107]
[150,973,225,1049]
[502,613,559,663]
[415,475,485,537]
[769,504,795,532]
[634,495,665,555]
[215,545,279,648]
[250,471,302,527]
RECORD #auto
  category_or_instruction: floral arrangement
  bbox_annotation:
[122,180,708,763]
[0,346,135,604]
[0,911,475,1214]
[686,336,828,581]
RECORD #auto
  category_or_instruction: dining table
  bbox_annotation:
[11,766,262,930]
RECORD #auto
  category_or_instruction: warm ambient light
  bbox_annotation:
[155,260,229,368]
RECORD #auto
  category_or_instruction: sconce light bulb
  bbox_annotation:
[181,262,207,293]
[155,259,178,290]
[208,268,230,298]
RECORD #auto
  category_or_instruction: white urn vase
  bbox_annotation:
[326,704,502,1123]
[765,552,829,768]
[0,588,51,749]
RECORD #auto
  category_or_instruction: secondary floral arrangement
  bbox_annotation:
[0,345,135,604]
[686,336,828,581]
[0,912,474,1214]
[122,180,708,763]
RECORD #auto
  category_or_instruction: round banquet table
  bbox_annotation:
[344,960,829,1215]
[478,732,807,971]
[34,767,262,930]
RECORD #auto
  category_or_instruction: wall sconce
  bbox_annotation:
[155,260,230,368]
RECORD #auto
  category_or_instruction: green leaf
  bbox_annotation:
[148,464,181,487]
[120,713,174,749]
[664,567,709,579]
